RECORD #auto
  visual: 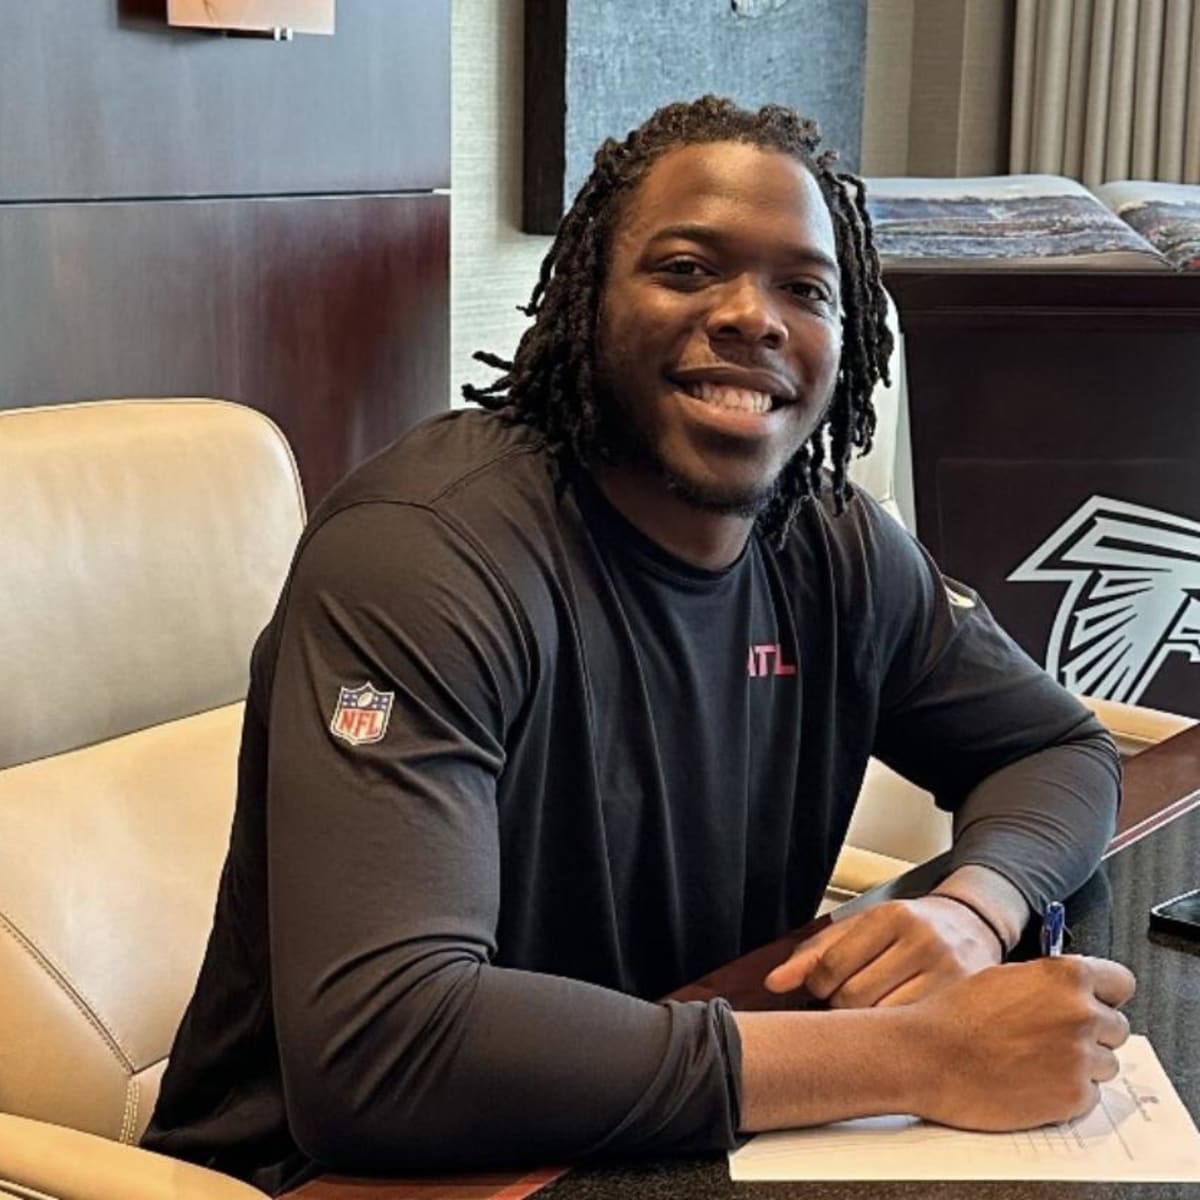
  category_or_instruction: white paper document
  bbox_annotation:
[729,1036,1200,1182]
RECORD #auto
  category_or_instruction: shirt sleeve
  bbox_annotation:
[265,501,741,1174]
[863,495,1120,912]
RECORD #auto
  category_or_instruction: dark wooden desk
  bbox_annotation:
[288,724,1200,1200]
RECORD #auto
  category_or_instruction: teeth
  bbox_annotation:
[686,382,773,413]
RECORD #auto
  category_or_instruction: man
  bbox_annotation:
[144,97,1134,1193]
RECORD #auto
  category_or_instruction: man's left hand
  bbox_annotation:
[764,895,1005,1008]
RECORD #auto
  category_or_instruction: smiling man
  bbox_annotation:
[593,139,842,564]
[145,98,1134,1193]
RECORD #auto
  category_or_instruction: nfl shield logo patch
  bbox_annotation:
[329,682,394,746]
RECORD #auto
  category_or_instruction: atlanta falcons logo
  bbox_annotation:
[1008,496,1200,704]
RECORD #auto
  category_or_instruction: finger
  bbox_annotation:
[873,970,940,1008]
[1094,1005,1131,1050]
[805,911,905,999]
[763,947,820,994]
[764,923,848,993]
[1070,1082,1102,1122]
[1091,1046,1121,1084]
[823,944,920,1009]
[1080,957,1137,1007]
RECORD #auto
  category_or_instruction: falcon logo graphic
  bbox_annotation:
[1008,496,1200,703]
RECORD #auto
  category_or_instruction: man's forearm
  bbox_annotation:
[948,731,1119,915]
[734,1007,919,1131]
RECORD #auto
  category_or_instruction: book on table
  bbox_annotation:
[864,174,1200,272]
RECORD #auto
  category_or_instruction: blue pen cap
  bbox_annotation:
[1041,900,1066,956]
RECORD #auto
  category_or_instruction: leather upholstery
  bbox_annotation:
[0,704,244,1142]
[845,291,907,526]
[0,398,304,770]
[0,1114,264,1200]
[0,399,304,1195]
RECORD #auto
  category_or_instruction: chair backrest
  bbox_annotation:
[1,398,305,769]
[835,294,955,888]
[0,398,304,1142]
[846,291,909,526]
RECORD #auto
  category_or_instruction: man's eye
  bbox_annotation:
[785,281,832,303]
[660,259,710,279]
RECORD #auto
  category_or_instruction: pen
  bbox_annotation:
[1041,900,1065,957]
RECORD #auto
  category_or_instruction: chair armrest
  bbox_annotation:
[1081,695,1197,756]
[0,1113,265,1200]
[828,844,915,899]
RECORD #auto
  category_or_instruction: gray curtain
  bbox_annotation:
[1011,0,1200,184]
[862,0,1015,177]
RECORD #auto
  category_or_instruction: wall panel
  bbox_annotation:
[0,193,448,504]
[2,2,451,506]
[2,2,449,200]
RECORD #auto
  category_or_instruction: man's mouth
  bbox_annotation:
[678,380,777,415]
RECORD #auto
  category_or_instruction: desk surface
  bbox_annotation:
[290,726,1200,1200]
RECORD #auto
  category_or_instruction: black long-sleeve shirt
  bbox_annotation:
[143,410,1119,1193]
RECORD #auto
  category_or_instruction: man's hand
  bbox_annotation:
[909,956,1136,1130]
[764,895,1003,1007]
[736,955,1136,1135]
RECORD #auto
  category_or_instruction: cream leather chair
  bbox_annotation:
[0,399,305,1200]
[830,304,1197,905]
[0,393,1190,1197]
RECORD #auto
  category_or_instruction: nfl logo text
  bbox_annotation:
[329,682,394,746]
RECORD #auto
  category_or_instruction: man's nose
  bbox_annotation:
[706,275,788,349]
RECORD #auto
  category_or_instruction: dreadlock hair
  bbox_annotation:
[462,94,894,546]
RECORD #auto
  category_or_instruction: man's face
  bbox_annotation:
[595,141,842,517]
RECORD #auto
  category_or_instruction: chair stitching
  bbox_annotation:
[120,1076,138,1144]
[0,912,135,1073]
[119,1056,170,1144]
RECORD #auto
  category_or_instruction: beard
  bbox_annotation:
[659,463,781,518]
[595,390,789,519]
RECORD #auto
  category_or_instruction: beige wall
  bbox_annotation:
[451,0,548,406]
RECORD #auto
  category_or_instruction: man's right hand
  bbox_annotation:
[735,954,1135,1135]
[906,956,1136,1131]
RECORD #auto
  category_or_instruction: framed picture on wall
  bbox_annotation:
[167,0,334,35]
[522,0,867,234]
